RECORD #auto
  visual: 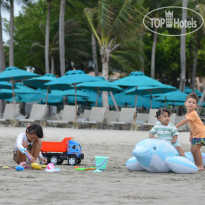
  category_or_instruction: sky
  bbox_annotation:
[1,3,22,42]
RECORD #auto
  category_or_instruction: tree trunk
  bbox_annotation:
[191,41,199,91]
[151,28,157,78]
[51,55,55,74]
[45,0,51,73]
[9,0,14,66]
[0,3,5,71]
[139,33,144,73]
[101,46,109,122]
[91,33,99,76]
[59,0,66,76]
[179,0,188,92]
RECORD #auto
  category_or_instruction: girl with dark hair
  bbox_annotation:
[13,124,47,167]
[149,109,185,157]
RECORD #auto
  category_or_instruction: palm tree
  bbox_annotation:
[84,0,145,116]
[91,33,99,76]
[0,0,7,115]
[0,0,7,71]
[150,27,157,78]
[32,18,82,75]
[84,0,144,78]
[8,0,29,67]
[32,23,58,75]
[144,0,179,79]
[9,0,14,66]
[139,33,144,73]
[45,0,52,73]
[179,0,188,92]
[192,1,205,91]
[59,0,65,76]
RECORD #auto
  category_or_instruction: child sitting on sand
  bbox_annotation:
[149,108,185,157]
[13,124,47,167]
[176,93,205,170]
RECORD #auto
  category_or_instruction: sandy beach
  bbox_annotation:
[1,127,205,205]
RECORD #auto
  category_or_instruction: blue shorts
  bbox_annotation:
[191,138,205,146]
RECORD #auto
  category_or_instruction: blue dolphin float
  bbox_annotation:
[126,139,200,174]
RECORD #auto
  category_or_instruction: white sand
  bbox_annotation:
[0,127,205,205]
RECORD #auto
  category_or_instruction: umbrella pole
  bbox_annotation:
[134,94,137,122]
[109,91,119,111]
[165,96,167,108]
[74,84,77,121]
[12,79,16,119]
[149,91,152,109]
[95,88,99,107]
[46,85,49,104]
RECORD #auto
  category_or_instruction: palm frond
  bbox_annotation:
[106,0,145,42]
[64,18,79,34]
[84,7,101,46]
[31,41,44,49]
[38,22,45,36]
[198,3,205,30]
[98,0,114,44]
[111,53,136,72]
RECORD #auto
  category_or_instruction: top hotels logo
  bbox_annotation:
[143,6,204,36]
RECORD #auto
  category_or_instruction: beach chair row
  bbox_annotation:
[0,104,189,131]
[47,106,136,129]
[0,103,47,127]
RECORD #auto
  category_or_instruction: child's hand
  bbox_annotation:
[171,139,176,144]
[41,157,47,165]
[28,154,35,163]
[149,133,157,139]
[20,148,27,154]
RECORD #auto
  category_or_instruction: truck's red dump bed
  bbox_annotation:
[41,137,73,153]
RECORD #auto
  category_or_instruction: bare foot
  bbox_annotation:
[197,166,204,170]
[19,161,28,168]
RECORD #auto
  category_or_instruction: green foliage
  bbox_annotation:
[2,0,205,83]
[4,0,98,75]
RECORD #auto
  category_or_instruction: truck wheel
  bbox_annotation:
[43,156,50,164]
[50,156,59,165]
[57,160,63,165]
[77,158,81,164]
[68,156,77,166]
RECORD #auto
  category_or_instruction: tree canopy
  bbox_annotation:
[1,0,205,89]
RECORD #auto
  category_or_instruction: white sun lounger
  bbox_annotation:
[46,105,77,127]
[18,104,47,126]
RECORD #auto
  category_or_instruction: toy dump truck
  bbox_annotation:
[41,137,84,165]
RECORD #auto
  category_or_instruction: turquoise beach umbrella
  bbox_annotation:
[184,86,202,97]
[0,83,39,101]
[45,70,101,120]
[77,79,123,92]
[112,71,167,111]
[23,73,56,89]
[0,67,39,105]
[124,85,176,95]
[50,89,89,98]
[45,70,100,88]
[23,73,57,103]
[154,90,188,102]
[0,81,12,89]
[77,79,122,108]
[154,90,188,107]
[0,66,39,81]
[112,71,164,87]
[108,92,162,108]
[124,85,176,108]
